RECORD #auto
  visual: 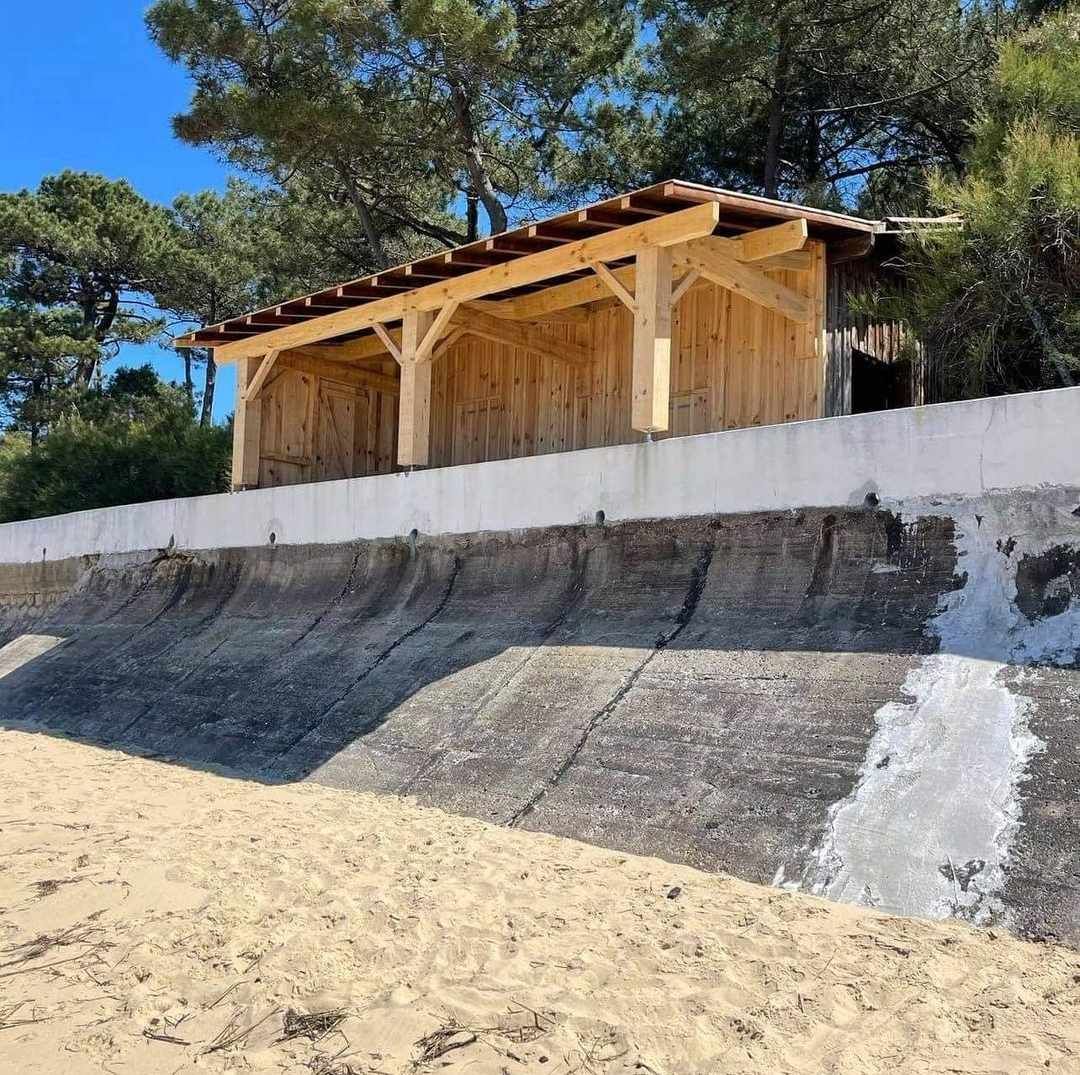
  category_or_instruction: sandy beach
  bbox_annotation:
[0,726,1077,1075]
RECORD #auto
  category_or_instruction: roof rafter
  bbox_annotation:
[206,202,721,363]
[176,180,883,350]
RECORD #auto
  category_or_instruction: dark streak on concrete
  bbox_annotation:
[1015,545,1080,624]
[510,542,716,826]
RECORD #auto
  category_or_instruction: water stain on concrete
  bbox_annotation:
[801,491,1080,936]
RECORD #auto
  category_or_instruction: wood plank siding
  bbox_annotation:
[251,240,830,483]
[254,352,399,486]
[430,247,825,465]
[825,250,924,416]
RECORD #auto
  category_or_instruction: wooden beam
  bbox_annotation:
[733,218,808,262]
[300,334,399,363]
[372,324,402,363]
[416,301,460,363]
[632,246,673,433]
[505,246,809,321]
[508,265,636,320]
[483,252,806,324]
[432,327,466,361]
[810,239,827,369]
[463,299,590,325]
[524,308,591,325]
[243,349,281,401]
[675,238,811,323]
[463,299,515,319]
[397,309,435,467]
[757,250,813,272]
[671,270,700,305]
[451,307,591,367]
[279,351,401,395]
[590,262,637,312]
[209,201,720,362]
[231,357,263,489]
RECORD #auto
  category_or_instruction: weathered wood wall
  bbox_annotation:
[824,250,923,417]
[251,239,828,484]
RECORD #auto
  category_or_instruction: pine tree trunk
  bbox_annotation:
[763,33,792,200]
[200,351,217,427]
[466,189,479,242]
[338,164,389,268]
[449,82,507,235]
[184,350,194,407]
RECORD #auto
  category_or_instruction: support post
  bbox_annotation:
[397,309,436,467]
[631,246,673,434]
[231,354,263,489]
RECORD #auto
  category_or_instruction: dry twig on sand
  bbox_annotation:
[204,1006,281,1053]
[413,1024,478,1065]
[0,919,105,968]
[31,877,80,900]
[0,1001,50,1032]
[280,1007,348,1043]
[142,1028,191,1046]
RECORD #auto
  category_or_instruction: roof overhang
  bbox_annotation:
[176,180,881,363]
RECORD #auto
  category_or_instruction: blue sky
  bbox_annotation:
[0,3,239,420]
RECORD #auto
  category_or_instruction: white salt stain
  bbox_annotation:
[799,491,1080,924]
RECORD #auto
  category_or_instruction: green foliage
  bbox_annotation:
[0,172,177,390]
[567,0,1010,213]
[0,172,183,445]
[0,365,232,523]
[888,10,1080,398]
[145,0,637,245]
[158,178,372,423]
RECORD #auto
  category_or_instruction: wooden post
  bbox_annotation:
[397,309,436,467]
[810,239,828,416]
[231,354,262,489]
[631,246,673,434]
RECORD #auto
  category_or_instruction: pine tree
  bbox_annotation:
[890,11,1079,397]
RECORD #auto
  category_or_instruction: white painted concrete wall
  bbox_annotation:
[2,386,1078,565]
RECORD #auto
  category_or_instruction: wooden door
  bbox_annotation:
[259,368,315,486]
[316,381,357,481]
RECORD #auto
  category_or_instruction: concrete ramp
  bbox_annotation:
[2,390,1079,940]
[2,490,1078,943]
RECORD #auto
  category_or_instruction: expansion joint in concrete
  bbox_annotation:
[260,557,462,775]
[508,542,715,827]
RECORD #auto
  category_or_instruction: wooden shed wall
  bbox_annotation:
[429,241,826,467]
[255,352,399,487]
[252,239,827,484]
[824,250,923,417]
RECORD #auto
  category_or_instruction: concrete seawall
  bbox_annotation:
[0,385,1077,564]
[1,392,1078,941]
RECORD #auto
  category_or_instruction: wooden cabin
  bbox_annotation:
[175,181,917,491]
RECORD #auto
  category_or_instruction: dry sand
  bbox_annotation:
[0,727,1077,1075]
